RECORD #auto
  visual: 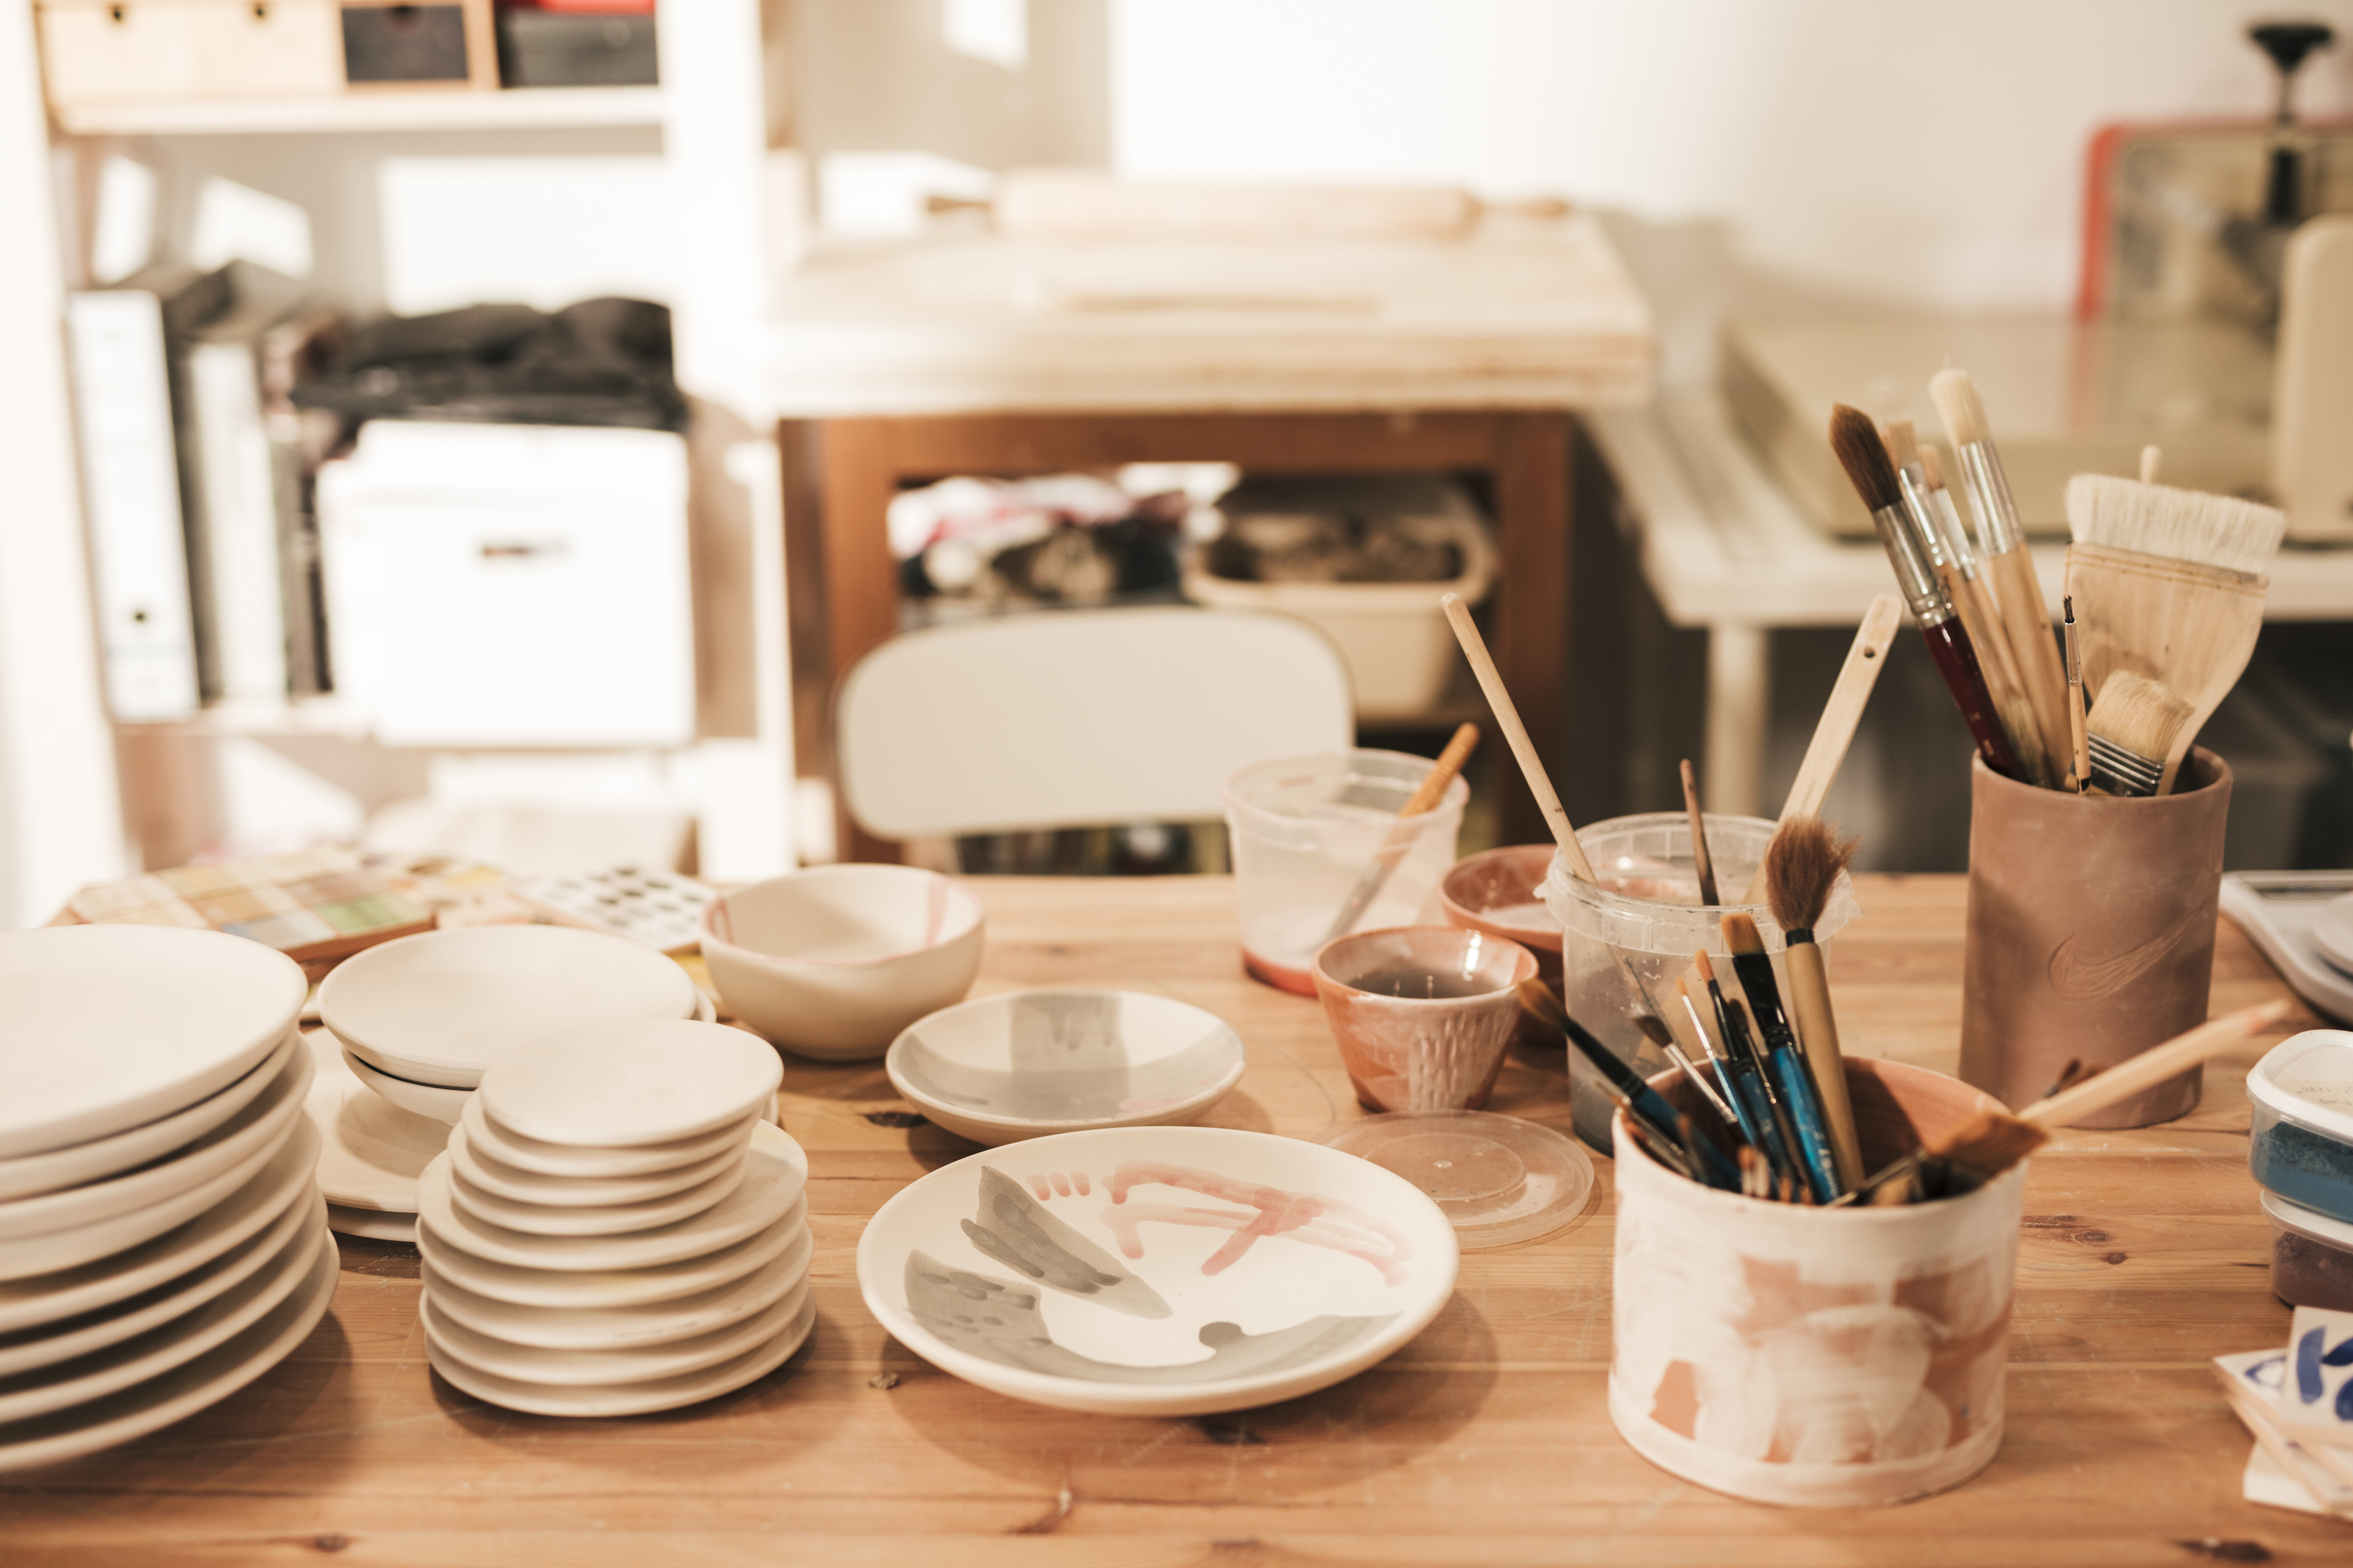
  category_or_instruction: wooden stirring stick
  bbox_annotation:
[1442,593,1597,883]
[1320,722,1480,943]
[1679,759,1719,906]
[1734,593,1901,904]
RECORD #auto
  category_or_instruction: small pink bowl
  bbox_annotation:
[1310,926,1537,1114]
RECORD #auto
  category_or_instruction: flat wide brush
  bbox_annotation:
[1830,404,2021,780]
[1762,816,1865,1189]
[2064,475,2282,794]
[2084,671,2196,798]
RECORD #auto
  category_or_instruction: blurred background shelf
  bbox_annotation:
[51,86,670,138]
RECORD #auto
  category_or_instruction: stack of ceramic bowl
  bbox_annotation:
[309,925,707,1241]
[0,927,334,1471]
[414,1019,814,1416]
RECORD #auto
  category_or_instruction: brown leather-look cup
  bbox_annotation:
[1959,748,2232,1126]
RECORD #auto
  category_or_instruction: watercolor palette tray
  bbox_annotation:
[855,1125,1458,1416]
[61,847,432,969]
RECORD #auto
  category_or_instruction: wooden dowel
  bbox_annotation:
[1735,594,1900,904]
[1442,593,1596,883]
[2024,1000,2293,1127]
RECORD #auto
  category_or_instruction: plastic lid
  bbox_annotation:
[2261,1185,2353,1249]
[1317,1111,1593,1248]
[2247,1029,2353,1145]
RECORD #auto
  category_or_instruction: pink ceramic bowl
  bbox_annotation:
[1310,926,1537,1114]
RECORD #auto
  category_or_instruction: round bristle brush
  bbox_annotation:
[1762,816,1864,1189]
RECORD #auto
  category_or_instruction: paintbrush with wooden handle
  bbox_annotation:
[1762,816,1866,1191]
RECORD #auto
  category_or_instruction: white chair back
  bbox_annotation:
[836,607,1354,841]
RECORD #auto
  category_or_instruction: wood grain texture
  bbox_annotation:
[3,875,2340,1565]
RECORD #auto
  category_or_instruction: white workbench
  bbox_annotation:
[1586,387,2353,817]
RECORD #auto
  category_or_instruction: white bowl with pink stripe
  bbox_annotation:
[699,866,984,1062]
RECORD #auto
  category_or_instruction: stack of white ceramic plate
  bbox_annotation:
[0,926,334,1471]
[415,1020,814,1416]
[308,925,707,1241]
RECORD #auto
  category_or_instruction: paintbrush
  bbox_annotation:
[1852,999,2295,1204]
[1677,976,1757,1150]
[1627,997,1738,1130]
[1830,405,2022,781]
[2063,595,2090,791]
[1890,423,2052,787]
[2064,474,2283,794]
[1722,912,1842,1202]
[1762,816,1865,1190]
[1693,951,1798,1185]
[1517,979,1741,1190]
[2084,671,2197,798]
[1678,758,1719,906]
[1321,722,1480,942]
[1931,369,2078,779]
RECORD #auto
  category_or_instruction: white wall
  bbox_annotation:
[1109,0,2353,312]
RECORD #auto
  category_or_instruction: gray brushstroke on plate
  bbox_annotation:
[904,1250,1394,1383]
[960,1166,1171,1318]
[898,1018,1240,1121]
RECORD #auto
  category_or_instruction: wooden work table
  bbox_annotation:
[4,874,2345,1564]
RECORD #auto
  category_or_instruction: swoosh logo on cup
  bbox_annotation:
[2046,912,2206,1001]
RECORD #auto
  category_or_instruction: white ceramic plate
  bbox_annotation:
[0,1027,299,1204]
[0,1237,337,1474]
[0,1050,315,1282]
[0,1039,312,1247]
[318,925,699,1089]
[326,1203,415,1243]
[444,1126,745,1238]
[421,1225,810,1351]
[335,1038,469,1127]
[855,1125,1460,1416]
[886,989,1248,1146]
[0,926,306,1160]
[416,1123,805,1272]
[415,1196,805,1312]
[448,1117,741,1209]
[477,1019,781,1148]
[424,1288,814,1417]
[305,1032,448,1213]
[0,1122,321,1335]
[0,1208,327,1423]
[422,1275,807,1386]
[0,1188,320,1379]
[461,1095,749,1180]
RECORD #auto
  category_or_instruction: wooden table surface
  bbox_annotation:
[5,874,2346,1566]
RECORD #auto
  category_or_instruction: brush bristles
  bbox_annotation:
[1885,418,1922,471]
[2085,671,2195,766]
[1829,404,1902,514]
[1691,949,1718,985]
[1721,911,1766,957]
[2065,474,2286,576]
[1929,1108,2050,1181]
[1929,369,1990,448]
[1919,441,1946,489]
[1763,816,1858,935]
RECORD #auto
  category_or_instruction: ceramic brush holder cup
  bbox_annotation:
[1609,1059,2023,1509]
[1960,750,2232,1125]
[1541,813,1859,1153]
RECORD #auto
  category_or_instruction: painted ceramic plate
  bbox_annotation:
[317,925,698,1089]
[885,990,1247,1147]
[855,1125,1460,1416]
[0,926,305,1160]
[0,1123,320,1336]
[0,1239,336,1474]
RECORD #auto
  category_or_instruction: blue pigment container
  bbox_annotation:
[2249,1031,2353,1225]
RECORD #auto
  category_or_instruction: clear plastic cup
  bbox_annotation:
[1540,812,1860,1153]
[1223,750,1469,995]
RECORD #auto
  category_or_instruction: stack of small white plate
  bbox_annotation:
[415,1020,814,1416]
[0,926,334,1471]
[309,925,708,1241]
